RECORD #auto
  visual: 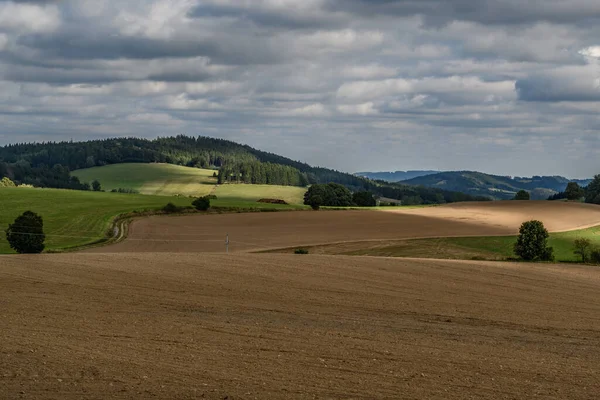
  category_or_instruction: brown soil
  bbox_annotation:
[2,253,600,399]
[386,201,600,232]
[92,201,600,254]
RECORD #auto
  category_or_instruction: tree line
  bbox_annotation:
[217,161,310,186]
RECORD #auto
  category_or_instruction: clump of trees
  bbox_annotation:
[513,190,530,200]
[548,182,585,201]
[585,175,600,205]
[304,183,353,210]
[514,220,554,261]
[352,191,377,207]
[5,211,45,254]
[573,238,592,263]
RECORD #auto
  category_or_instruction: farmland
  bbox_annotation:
[2,253,600,399]
[72,163,308,203]
[3,200,600,399]
[0,187,306,253]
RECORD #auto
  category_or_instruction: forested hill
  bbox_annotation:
[401,171,592,200]
[0,135,490,205]
[356,170,439,182]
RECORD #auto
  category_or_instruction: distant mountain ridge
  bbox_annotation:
[398,171,592,200]
[355,170,439,182]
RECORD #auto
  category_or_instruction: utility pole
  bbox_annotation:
[225,233,229,254]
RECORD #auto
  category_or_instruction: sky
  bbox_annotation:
[0,0,599,178]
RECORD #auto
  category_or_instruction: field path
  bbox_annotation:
[2,253,600,399]
[90,201,600,253]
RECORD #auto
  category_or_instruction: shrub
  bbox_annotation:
[5,211,45,254]
[294,248,309,254]
[514,220,554,261]
[192,196,211,211]
[590,249,600,264]
[91,179,102,192]
[0,177,16,187]
[162,202,180,213]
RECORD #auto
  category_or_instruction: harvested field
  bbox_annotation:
[92,201,600,254]
[1,253,600,399]
[385,200,600,232]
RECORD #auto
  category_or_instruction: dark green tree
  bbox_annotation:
[585,175,600,204]
[91,179,102,192]
[573,238,592,263]
[352,191,376,207]
[192,196,211,211]
[514,190,530,200]
[6,211,45,254]
[514,220,554,261]
[565,182,585,200]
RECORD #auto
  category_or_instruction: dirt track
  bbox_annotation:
[92,201,600,253]
[2,253,600,399]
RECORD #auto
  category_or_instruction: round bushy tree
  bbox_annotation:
[6,211,45,254]
[514,220,554,261]
[352,191,377,207]
[192,196,211,211]
[513,190,530,200]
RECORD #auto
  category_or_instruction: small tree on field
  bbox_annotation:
[192,196,211,211]
[92,179,102,192]
[514,220,554,261]
[162,202,179,213]
[573,238,592,263]
[514,190,530,200]
[6,211,45,254]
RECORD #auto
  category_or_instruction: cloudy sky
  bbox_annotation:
[0,0,599,177]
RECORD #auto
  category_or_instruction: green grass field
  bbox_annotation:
[0,187,193,253]
[73,163,218,197]
[214,184,307,205]
[349,226,600,263]
[73,163,309,204]
[0,187,308,254]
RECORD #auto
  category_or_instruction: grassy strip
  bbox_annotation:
[346,226,600,262]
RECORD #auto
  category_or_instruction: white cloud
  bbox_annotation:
[0,2,61,33]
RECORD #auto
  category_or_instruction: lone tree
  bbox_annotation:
[6,211,46,254]
[91,179,102,192]
[565,182,585,201]
[192,196,211,211]
[514,190,530,200]
[514,220,554,261]
[573,238,592,263]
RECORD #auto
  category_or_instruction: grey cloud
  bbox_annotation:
[0,0,599,177]
[325,0,600,26]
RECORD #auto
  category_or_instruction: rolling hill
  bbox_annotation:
[400,171,592,200]
[355,170,439,182]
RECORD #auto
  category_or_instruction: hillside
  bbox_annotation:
[355,170,439,182]
[401,171,592,200]
[0,135,491,205]
[73,163,218,197]
[73,163,308,204]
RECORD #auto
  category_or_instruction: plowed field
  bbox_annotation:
[92,201,600,253]
[2,253,600,399]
